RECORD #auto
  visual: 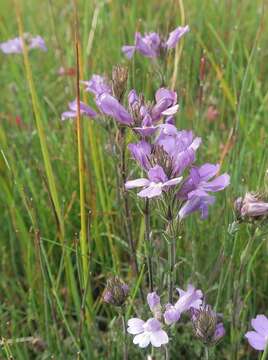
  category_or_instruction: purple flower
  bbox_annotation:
[245,315,268,351]
[96,93,133,125]
[81,74,112,97]
[125,165,182,199]
[166,26,190,49]
[127,318,168,348]
[163,284,203,325]
[122,25,189,59]
[155,126,202,177]
[61,100,97,120]
[178,163,230,219]
[151,88,179,122]
[0,34,47,54]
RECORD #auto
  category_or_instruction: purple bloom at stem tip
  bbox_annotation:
[163,284,203,325]
[96,93,133,125]
[125,165,182,199]
[61,100,97,121]
[245,315,268,351]
[122,25,189,59]
[0,33,47,54]
[178,163,230,219]
[127,318,169,348]
[81,74,112,97]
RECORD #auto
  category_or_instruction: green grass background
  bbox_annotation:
[0,0,267,358]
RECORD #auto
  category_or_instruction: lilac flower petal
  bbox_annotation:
[166,25,190,49]
[161,104,179,116]
[125,178,150,189]
[150,330,169,347]
[81,74,111,96]
[202,174,230,192]
[147,292,161,312]
[29,35,47,51]
[128,141,151,170]
[133,332,151,348]
[97,93,133,125]
[252,315,268,336]
[61,111,76,121]
[148,165,168,183]
[198,163,220,181]
[163,177,182,187]
[174,285,203,313]
[0,37,23,53]
[138,184,163,198]
[164,305,180,325]
[245,331,266,351]
[213,323,225,342]
[135,32,161,58]
[144,318,161,332]
[133,126,158,137]
[127,318,145,335]
[122,45,136,59]
[128,89,139,107]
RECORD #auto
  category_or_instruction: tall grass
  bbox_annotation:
[0,0,267,358]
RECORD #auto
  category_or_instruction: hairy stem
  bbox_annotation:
[145,199,153,292]
[121,313,128,360]
[204,346,209,360]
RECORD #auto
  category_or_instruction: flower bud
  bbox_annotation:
[112,65,128,102]
[234,192,268,222]
[103,276,129,307]
[192,305,225,346]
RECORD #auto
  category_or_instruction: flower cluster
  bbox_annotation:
[126,125,230,219]
[127,284,203,348]
[122,25,190,59]
[0,33,47,54]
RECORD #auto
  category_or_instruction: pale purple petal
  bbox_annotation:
[163,177,182,187]
[127,318,145,335]
[175,284,203,313]
[138,184,163,198]
[122,45,136,59]
[61,111,76,121]
[97,93,133,125]
[143,318,161,332]
[166,25,190,49]
[133,332,151,348]
[161,104,179,116]
[125,178,150,189]
[213,323,225,342]
[150,330,169,347]
[29,35,47,51]
[252,315,268,337]
[245,331,266,351]
[201,174,230,192]
[147,292,161,312]
[128,141,151,170]
[148,165,168,183]
[198,163,220,181]
[164,305,180,325]
[81,74,111,96]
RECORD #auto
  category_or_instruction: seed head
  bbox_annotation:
[192,305,225,346]
[103,276,129,307]
[112,65,128,102]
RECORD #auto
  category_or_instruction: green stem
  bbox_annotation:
[167,219,176,304]
[204,346,209,360]
[121,313,128,360]
[145,199,153,292]
[261,344,268,360]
